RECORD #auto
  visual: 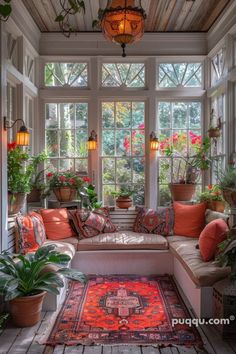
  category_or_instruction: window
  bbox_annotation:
[211,94,226,182]
[25,95,34,154]
[7,33,18,70]
[44,63,88,87]
[6,83,17,142]
[211,49,226,85]
[101,101,145,206]
[157,101,202,205]
[101,63,145,88]
[158,63,202,88]
[45,103,88,174]
[25,53,35,83]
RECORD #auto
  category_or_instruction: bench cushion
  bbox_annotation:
[77,231,168,251]
[44,240,76,259]
[169,239,231,286]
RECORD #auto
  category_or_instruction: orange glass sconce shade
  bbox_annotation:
[4,117,30,147]
[87,130,97,150]
[150,131,159,151]
[101,0,146,57]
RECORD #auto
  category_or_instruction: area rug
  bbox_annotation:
[46,275,202,346]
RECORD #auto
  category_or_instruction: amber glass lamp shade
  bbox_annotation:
[101,0,146,57]
[87,130,97,151]
[150,131,159,151]
[16,126,30,146]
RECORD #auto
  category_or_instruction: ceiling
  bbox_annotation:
[22,0,231,33]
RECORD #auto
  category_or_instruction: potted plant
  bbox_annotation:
[199,184,225,212]
[111,186,134,209]
[216,230,236,278]
[0,245,86,327]
[162,137,212,201]
[7,143,47,215]
[46,171,86,202]
[81,179,102,210]
[217,165,236,207]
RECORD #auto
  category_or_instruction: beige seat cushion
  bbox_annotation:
[44,240,76,259]
[169,239,231,287]
[77,231,168,251]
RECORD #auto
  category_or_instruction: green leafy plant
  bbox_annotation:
[0,313,9,331]
[216,231,236,279]
[0,0,12,21]
[0,245,86,301]
[55,0,85,37]
[217,166,236,191]
[82,183,102,210]
[46,171,85,192]
[199,184,224,202]
[111,185,134,198]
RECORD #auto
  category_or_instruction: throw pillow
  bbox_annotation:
[40,208,76,240]
[133,207,174,236]
[69,207,117,239]
[205,209,229,225]
[173,202,206,238]
[199,219,228,261]
[15,212,46,254]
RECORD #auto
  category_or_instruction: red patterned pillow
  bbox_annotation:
[15,212,46,254]
[133,207,174,236]
[70,207,117,239]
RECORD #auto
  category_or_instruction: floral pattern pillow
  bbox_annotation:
[69,207,117,239]
[133,207,174,236]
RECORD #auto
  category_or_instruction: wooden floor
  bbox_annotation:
[0,310,236,354]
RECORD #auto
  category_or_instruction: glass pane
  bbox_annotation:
[159,63,202,88]
[75,159,88,174]
[59,159,74,171]
[102,63,145,88]
[116,102,131,128]
[116,130,131,156]
[102,102,115,128]
[189,102,201,129]
[133,158,145,184]
[132,102,145,128]
[59,130,75,157]
[173,102,187,128]
[132,129,145,156]
[159,130,171,156]
[46,130,58,157]
[159,158,171,184]
[103,185,116,206]
[116,158,131,183]
[133,184,145,206]
[46,103,58,128]
[172,130,187,154]
[158,102,171,129]
[103,158,115,183]
[75,103,88,129]
[45,159,58,172]
[102,131,115,156]
[75,131,88,157]
[45,62,88,87]
[60,104,74,129]
[159,185,171,206]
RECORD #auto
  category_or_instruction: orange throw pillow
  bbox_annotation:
[173,202,206,238]
[199,219,228,262]
[40,208,75,240]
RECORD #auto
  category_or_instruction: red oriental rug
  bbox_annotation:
[46,275,202,346]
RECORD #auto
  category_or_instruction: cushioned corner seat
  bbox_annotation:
[169,238,231,287]
[44,239,77,259]
[77,231,169,251]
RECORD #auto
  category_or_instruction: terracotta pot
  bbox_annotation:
[9,291,46,327]
[53,187,76,202]
[116,196,132,209]
[27,188,41,203]
[8,192,27,215]
[169,183,196,201]
[206,200,225,213]
[208,128,221,138]
[222,189,236,207]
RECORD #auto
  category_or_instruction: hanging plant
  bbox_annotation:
[208,108,221,138]
[55,0,85,37]
[0,0,12,21]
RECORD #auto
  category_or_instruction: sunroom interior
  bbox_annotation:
[0,0,236,353]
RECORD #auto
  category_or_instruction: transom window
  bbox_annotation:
[158,63,202,88]
[157,101,202,205]
[101,63,145,88]
[211,49,226,85]
[44,63,88,87]
[101,101,145,206]
[45,103,88,174]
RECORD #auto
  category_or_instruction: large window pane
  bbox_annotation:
[44,63,88,87]
[102,63,145,88]
[158,63,202,88]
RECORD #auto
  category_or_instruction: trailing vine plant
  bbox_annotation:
[0,0,12,21]
[55,0,85,37]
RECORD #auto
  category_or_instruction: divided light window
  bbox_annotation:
[101,101,145,206]
[44,63,88,87]
[102,63,145,87]
[211,49,226,85]
[157,101,202,206]
[158,63,202,88]
[45,103,88,174]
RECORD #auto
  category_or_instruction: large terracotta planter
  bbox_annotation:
[116,196,132,209]
[27,188,41,203]
[9,291,46,327]
[206,200,225,213]
[8,192,27,215]
[169,183,196,201]
[53,187,76,202]
[222,188,236,207]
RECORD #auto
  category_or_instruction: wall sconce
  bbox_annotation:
[87,130,97,150]
[4,117,30,146]
[150,131,159,151]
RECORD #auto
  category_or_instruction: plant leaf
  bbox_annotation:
[55,14,64,22]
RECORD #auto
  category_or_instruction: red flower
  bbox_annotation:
[59,176,66,182]
[123,137,130,151]
[208,184,213,190]
[47,172,53,178]
[69,178,75,184]
[83,176,92,183]
[7,142,17,151]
